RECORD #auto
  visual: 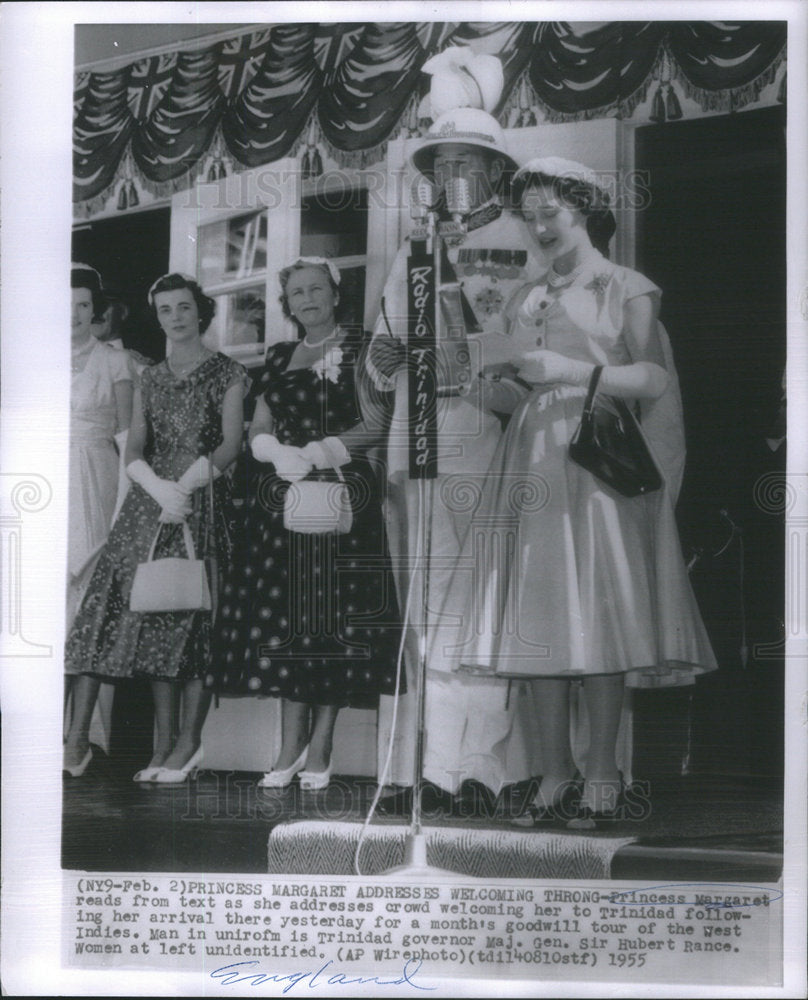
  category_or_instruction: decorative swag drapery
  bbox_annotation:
[74,20,786,208]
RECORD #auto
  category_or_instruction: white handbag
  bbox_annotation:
[130,521,212,612]
[129,459,217,614]
[283,468,352,535]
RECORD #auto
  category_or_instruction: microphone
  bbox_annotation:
[410,176,435,222]
[444,176,471,228]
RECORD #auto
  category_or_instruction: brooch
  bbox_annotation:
[311,345,343,384]
[587,272,611,295]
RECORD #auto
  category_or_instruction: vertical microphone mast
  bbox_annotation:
[383,174,462,878]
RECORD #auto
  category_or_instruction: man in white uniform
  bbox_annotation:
[367,50,544,815]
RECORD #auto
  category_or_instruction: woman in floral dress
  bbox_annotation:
[65,273,248,782]
[208,258,402,791]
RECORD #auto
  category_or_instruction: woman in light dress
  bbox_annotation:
[434,158,716,825]
[67,265,134,624]
[64,264,134,775]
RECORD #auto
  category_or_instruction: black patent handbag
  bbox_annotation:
[568,366,663,498]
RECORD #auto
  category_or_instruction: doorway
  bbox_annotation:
[633,106,786,783]
[72,206,171,361]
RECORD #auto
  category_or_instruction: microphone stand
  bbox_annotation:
[381,201,466,879]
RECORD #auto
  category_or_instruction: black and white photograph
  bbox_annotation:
[1,2,806,996]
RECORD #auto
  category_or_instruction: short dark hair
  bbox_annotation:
[278,261,344,336]
[514,171,616,257]
[148,273,216,333]
[102,297,129,331]
[71,265,105,321]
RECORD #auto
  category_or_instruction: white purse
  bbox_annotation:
[129,521,212,612]
[129,459,217,614]
[283,468,352,535]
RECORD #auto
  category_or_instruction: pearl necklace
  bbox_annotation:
[547,265,582,290]
[547,249,601,290]
[302,327,340,349]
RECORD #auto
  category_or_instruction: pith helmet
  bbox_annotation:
[410,107,518,179]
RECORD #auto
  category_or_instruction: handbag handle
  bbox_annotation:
[144,520,197,564]
[581,365,604,420]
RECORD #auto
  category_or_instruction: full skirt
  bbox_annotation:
[430,385,717,682]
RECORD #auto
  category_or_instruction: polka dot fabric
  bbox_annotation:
[65,353,249,682]
[207,332,403,708]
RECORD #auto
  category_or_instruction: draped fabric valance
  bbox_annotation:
[74,20,786,207]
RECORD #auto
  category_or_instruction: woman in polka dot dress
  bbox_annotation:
[208,259,403,790]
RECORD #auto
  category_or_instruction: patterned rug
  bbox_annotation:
[267,821,635,878]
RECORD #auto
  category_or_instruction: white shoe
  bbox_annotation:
[133,765,164,783]
[258,745,309,789]
[298,758,332,792]
[63,747,93,778]
[152,746,204,784]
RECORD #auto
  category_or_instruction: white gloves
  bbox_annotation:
[251,433,312,483]
[126,459,191,523]
[251,433,349,480]
[177,456,222,493]
[301,436,351,470]
[513,349,593,387]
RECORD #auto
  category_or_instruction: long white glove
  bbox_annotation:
[513,349,594,387]
[251,433,312,483]
[126,459,191,522]
[177,456,222,493]
[514,349,668,400]
[301,436,351,470]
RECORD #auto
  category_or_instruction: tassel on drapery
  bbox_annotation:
[300,118,322,180]
[665,82,683,121]
[649,84,666,123]
[205,129,231,182]
[649,49,683,123]
[114,151,140,210]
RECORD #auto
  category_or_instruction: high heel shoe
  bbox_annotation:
[258,745,309,789]
[298,757,332,792]
[566,774,626,830]
[152,746,204,784]
[63,747,93,778]
[133,765,164,783]
[510,774,582,828]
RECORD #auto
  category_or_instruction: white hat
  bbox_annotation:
[411,48,516,178]
[513,157,608,198]
[417,46,504,119]
[282,256,341,287]
[411,107,518,178]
